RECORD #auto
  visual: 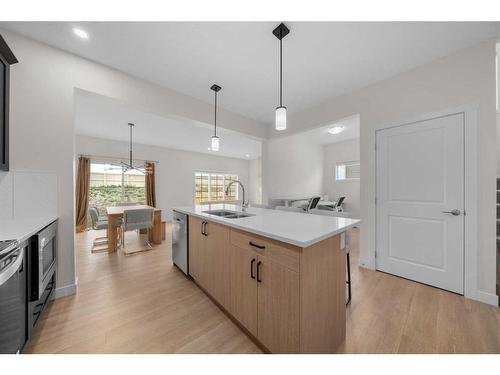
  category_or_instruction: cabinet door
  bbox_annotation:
[228,244,258,336]
[188,216,206,283]
[204,221,230,307]
[257,257,300,353]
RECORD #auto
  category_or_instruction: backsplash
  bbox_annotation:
[0,170,58,220]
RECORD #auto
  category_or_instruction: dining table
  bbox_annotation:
[106,205,162,253]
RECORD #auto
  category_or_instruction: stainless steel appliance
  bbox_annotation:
[172,211,188,275]
[30,220,57,301]
[27,220,57,339]
[0,240,24,354]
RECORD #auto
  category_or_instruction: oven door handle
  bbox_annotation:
[0,248,23,286]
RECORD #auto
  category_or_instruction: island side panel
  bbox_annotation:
[299,233,346,353]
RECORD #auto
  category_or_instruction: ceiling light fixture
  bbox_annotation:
[72,27,89,40]
[328,126,345,135]
[210,84,221,152]
[120,123,152,174]
[273,23,290,131]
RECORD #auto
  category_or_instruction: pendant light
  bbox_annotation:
[120,123,152,174]
[273,23,290,131]
[210,84,221,151]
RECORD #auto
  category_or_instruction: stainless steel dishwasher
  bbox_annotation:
[172,211,188,275]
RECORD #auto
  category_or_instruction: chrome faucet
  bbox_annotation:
[226,180,248,211]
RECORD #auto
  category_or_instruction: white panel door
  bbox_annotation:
[376,113,465,294]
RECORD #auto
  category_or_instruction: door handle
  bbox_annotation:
[256,261,262,283]
[250,258,256,279]
[442,209,461,216]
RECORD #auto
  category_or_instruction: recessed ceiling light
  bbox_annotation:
[328,126,345,135]
[72,27,89,40]
[207,147,212,151]
[245,154,251,158]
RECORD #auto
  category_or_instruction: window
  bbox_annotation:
[335,161,360,181]
[89,162,146,216]
[195,172,239,204]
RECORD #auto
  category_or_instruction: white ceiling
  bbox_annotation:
[2,22,500,126]
[74,91,262,160]
[298,114,360,145]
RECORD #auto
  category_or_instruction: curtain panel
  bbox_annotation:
[145,161,156,207]
[75,156,90,232]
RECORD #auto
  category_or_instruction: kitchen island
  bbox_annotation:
[173,204,360,354]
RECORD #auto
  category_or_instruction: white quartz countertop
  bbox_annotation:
[0,216,58,243]
[173,204,360,248]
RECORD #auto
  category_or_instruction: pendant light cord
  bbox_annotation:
[280,37,283,107]
[214,90,217,137]
[129,123,133,167]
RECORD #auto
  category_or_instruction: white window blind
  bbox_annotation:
[195,172,239,203]
[335,161,360,181]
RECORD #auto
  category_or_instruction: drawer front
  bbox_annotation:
[230,229,300,272]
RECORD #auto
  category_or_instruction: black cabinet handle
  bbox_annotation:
[201,221,208,236]
[250,258,256,279]
[256,261,262,283]
[249,241,265,250]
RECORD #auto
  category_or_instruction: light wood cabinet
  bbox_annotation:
[188,216,346,353]
[228,229,300,353]
[228,244,258,336]
[188,216,205,282]
[205,220,230,306]
[257,257,300,353]
[188,216,229,307]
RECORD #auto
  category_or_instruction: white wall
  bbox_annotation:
[0,29,266,297]
[270,40,498,305]
[323,139,360,218]
[248,157,262,204]
[496,43,500,176]
[262,134,323,202]
[75,135,250,219]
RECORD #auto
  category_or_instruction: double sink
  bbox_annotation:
[202,209,254,219]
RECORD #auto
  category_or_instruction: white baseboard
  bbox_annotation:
[473,290,498,306]
[358,258,375,270]
[53,283,77,299]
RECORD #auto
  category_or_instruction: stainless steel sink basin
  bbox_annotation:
[202,209,254,219]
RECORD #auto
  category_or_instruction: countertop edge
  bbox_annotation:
[0,216,59,243]
[173,207,359,248]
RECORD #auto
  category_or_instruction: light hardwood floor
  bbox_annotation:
[24,226,499,354]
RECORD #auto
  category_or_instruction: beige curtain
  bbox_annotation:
[145,161,156,207]
[75,156,90,233]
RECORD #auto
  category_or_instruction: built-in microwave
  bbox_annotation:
[29,220,57,302]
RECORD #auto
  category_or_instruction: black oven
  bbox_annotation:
[29,220,57,302]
